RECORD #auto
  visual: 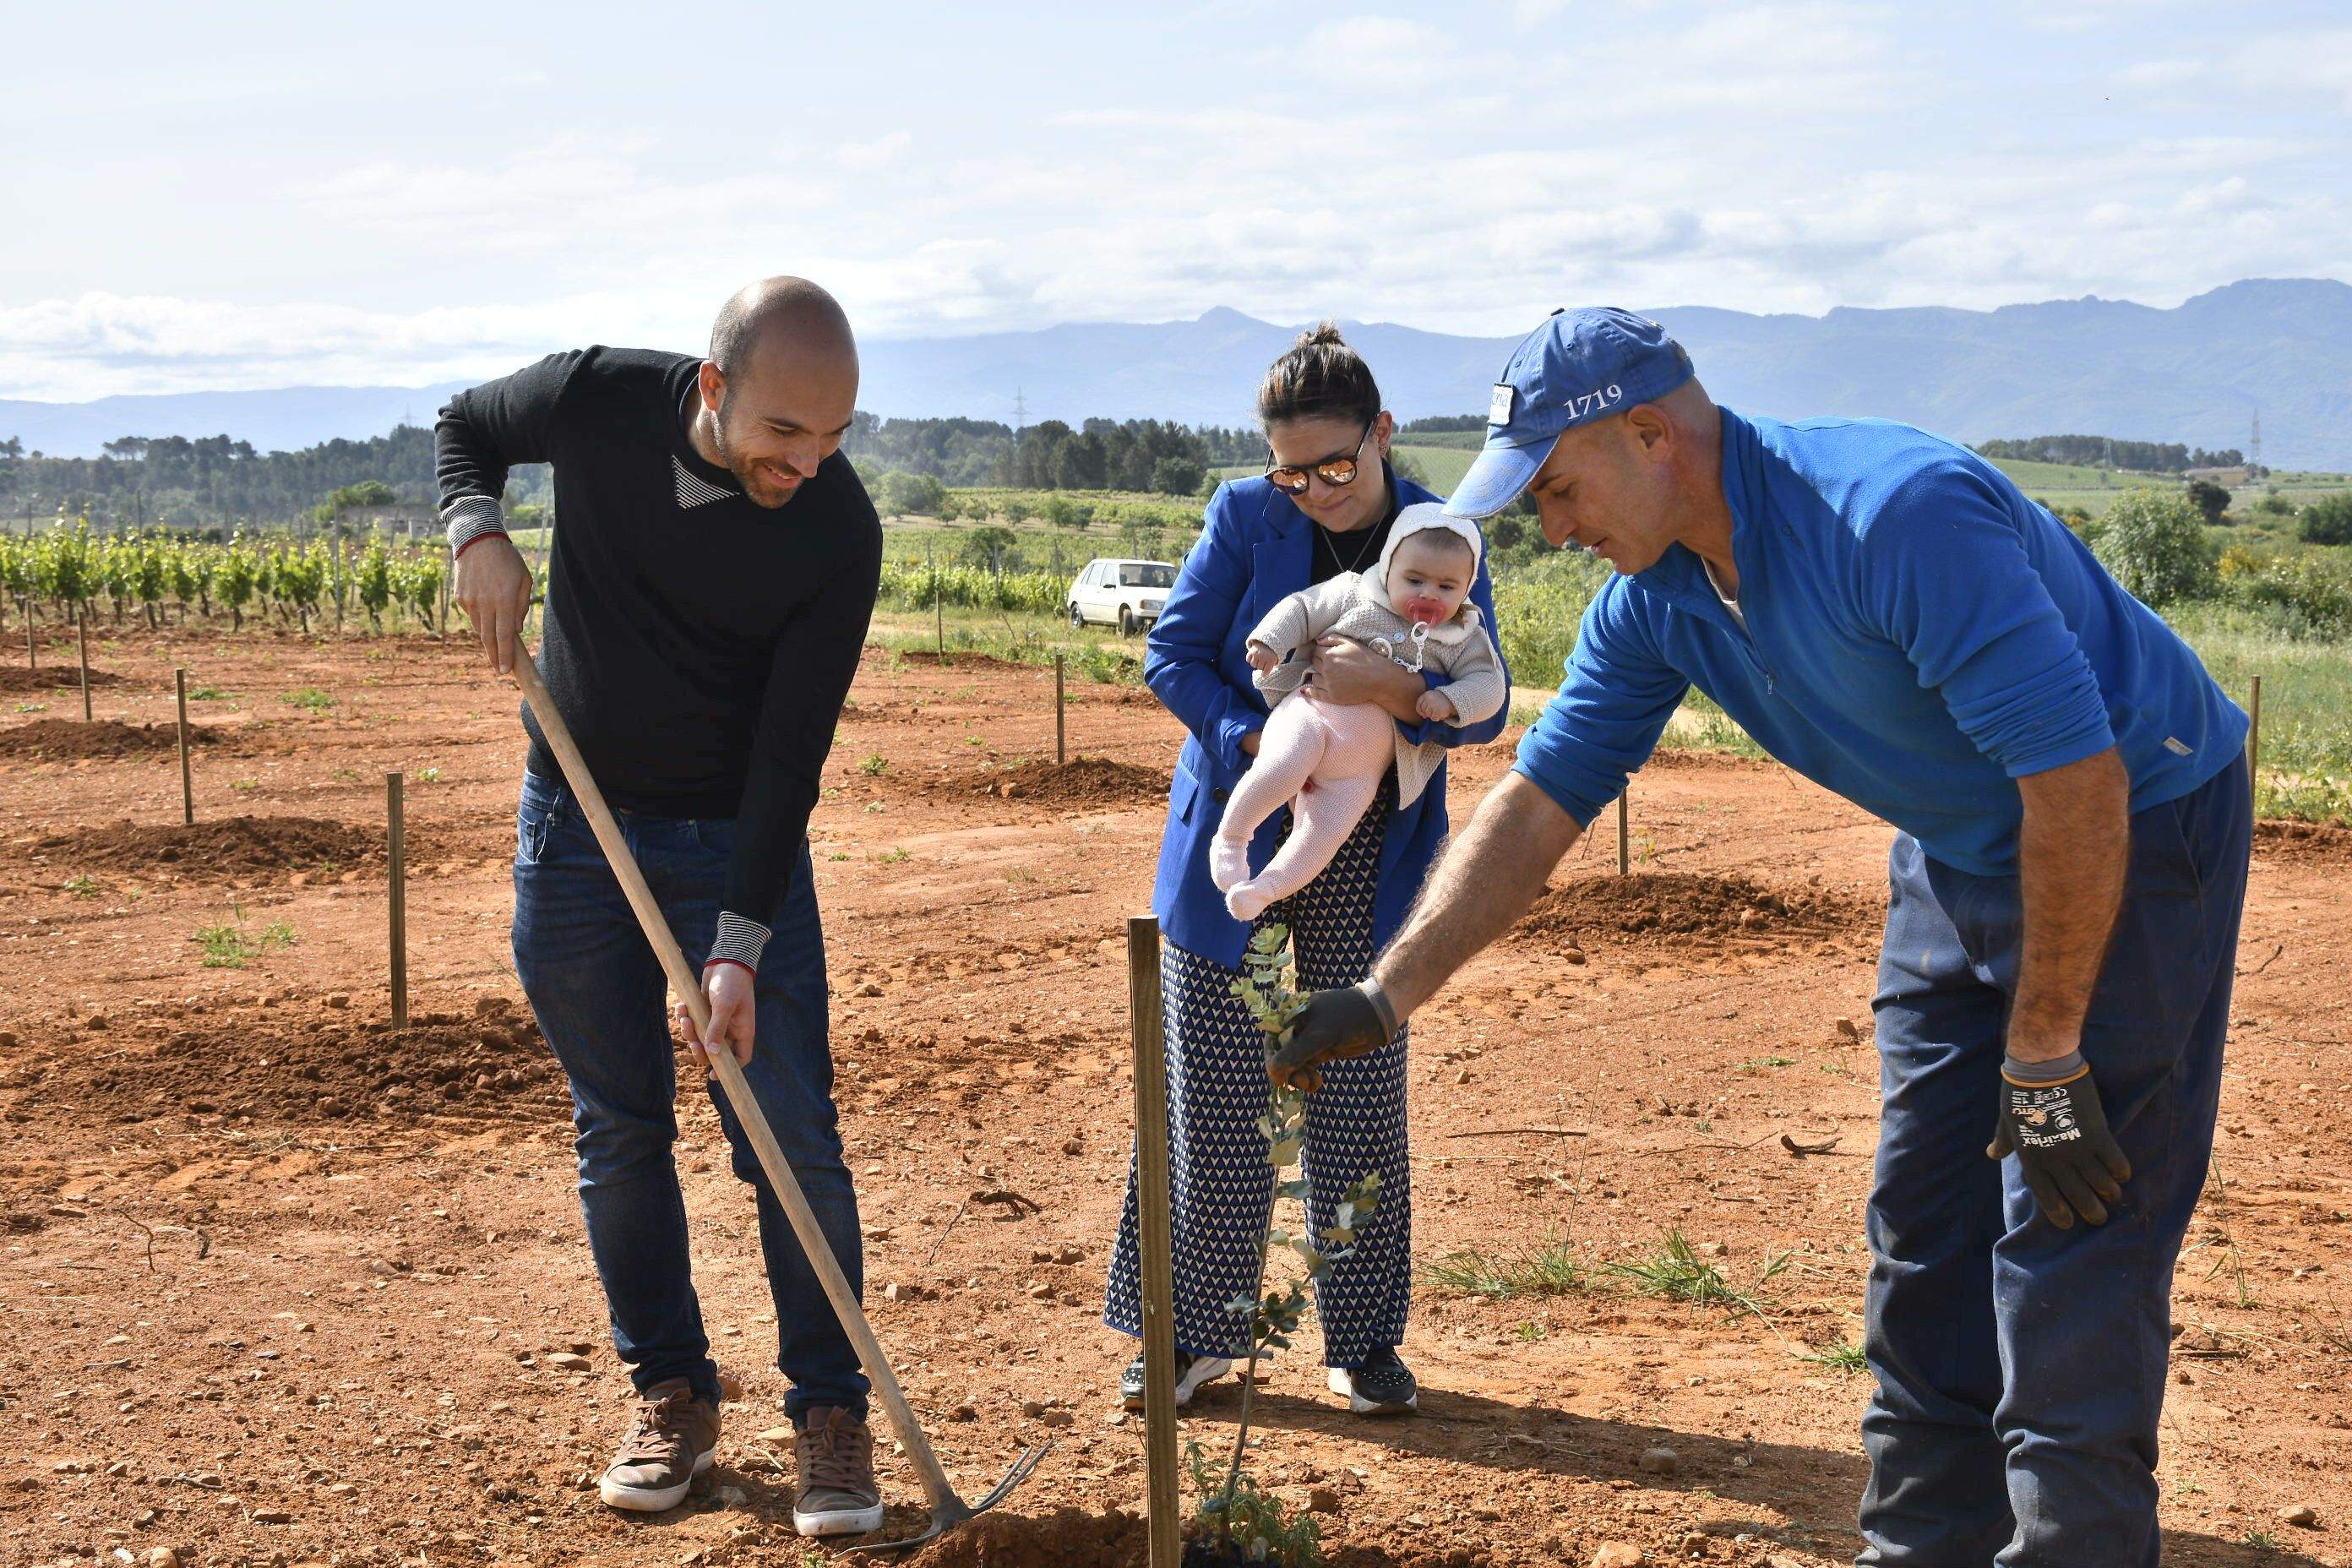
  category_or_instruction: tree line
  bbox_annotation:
[844,414,1270,494]
[1974,434,2251,473]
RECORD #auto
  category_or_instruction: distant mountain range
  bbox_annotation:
[6,278,2347,468]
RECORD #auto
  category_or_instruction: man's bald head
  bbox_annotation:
[694,277,860,509]
[709,276,857,382]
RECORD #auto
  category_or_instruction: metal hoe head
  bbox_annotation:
[839,1439,1055,1556]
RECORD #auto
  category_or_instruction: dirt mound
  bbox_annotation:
[14,994,564,1126]
[0,663,122,695]
[890,650,1033,670]
[1512,870,1874,949]
[972,758,1170,808]
[2254,817,2352,863]
[906,1508,1147,1568]
[23,815,388,879]
[0,718,218,760]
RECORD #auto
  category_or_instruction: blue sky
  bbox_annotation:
[4,0,2347,399]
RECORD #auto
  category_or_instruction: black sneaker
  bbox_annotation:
[1328,1346,1417,1415]
[1119,1350,1234,1410]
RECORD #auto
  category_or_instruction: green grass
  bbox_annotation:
[63,874,97,897]
[865,606,1149,684]
[280,687,335,714]
[1422,1234,1587,1299]
[1799,1337,1869,1375]
[1608,1228,1789,1311]
[2170,600,2352,822]
[193,912,298,969]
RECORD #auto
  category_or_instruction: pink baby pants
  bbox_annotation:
[1211,692,1396,922]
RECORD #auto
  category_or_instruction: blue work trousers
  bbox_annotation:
[1861,760,2250,1568]
[510,770,868,1421]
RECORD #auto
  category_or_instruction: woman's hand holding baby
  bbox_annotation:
[1415,688,1457,721]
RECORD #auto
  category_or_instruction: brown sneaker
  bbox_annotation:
[792,1406,885,1537]
[598,1378,720,1512]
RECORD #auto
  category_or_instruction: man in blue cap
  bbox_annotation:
[1269,308,2251,1567]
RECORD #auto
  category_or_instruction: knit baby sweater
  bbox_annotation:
[1246,571,1506,807]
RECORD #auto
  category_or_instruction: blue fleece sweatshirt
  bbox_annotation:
[1513,411,2247,876]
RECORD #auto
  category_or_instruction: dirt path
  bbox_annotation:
[1,625,2344,1568]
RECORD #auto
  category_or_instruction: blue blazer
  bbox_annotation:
[1146,472,1511,969]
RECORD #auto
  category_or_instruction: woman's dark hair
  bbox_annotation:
[1256,321,1381,431]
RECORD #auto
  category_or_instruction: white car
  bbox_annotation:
[1068,558,1177,635]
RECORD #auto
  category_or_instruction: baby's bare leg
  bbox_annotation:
[1212,697,1326,892]
[1223,700,1393,921]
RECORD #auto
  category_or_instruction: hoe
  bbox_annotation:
[512,643,1050,1554]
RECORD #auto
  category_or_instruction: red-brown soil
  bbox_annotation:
[8,993,566,1128]
[967,757,1172,808]
[0,662,124,694]
[1511,871,1877,950]
[19,814,395,879]
[2254,817,2352,863]
[0,718,220,760]
[0,624,2344,1568]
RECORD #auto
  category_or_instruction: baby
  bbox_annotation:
[1211,504,1506,922]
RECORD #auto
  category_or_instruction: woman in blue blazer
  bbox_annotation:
[1103,324,1509,1415]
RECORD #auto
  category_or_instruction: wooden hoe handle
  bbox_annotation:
[509,642,958,1512]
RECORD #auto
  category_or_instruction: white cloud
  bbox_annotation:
[837,130,914,170]
[1,3,2344,400]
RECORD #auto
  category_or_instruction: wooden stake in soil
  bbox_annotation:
[77,605,92,722]
[174,669,194,825]
[1126,914,1181,1568]
[1054,654,1067,766]
[387,771,408,1030]
[1617,791,1630,876]
[24,597,35,672]
[2246,674,2263,784]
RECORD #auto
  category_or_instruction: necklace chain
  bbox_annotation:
[1321,517,1382,576]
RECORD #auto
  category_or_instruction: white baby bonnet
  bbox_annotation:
[1370,503,1485,630]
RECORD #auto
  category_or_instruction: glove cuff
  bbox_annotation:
[2001,1048,2087,1086]
[1354,978,1399,1039]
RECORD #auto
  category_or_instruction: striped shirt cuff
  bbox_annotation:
[444,495,508,557]
[708,910,771,973]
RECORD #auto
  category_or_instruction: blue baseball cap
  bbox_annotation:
[1446,307,1696,520]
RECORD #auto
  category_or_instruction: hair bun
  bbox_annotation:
[1260,320,1380,430]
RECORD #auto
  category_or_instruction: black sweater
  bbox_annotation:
[434,346,880,972]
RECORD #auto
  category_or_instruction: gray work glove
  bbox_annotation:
[1988,1052,2132,1228]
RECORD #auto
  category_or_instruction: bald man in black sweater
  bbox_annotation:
[438,279,885,1535]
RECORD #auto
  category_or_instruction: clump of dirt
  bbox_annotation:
[906,1508,1147,1568]
[0,663,122,695]
[1512,870,1873,948]
[0,718,219,760]
[22,815,391,879]
[891,650,1032,669]
[972,758,1170,808]
[2254,818,2352,863]
[16,994,565,1125]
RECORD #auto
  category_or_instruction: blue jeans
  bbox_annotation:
[510,770,868,1421]
[1861,760,2249,1568]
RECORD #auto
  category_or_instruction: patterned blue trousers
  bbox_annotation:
[1104,780,1412,1369]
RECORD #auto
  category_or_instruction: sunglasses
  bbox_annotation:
[1265,419,1375,496]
